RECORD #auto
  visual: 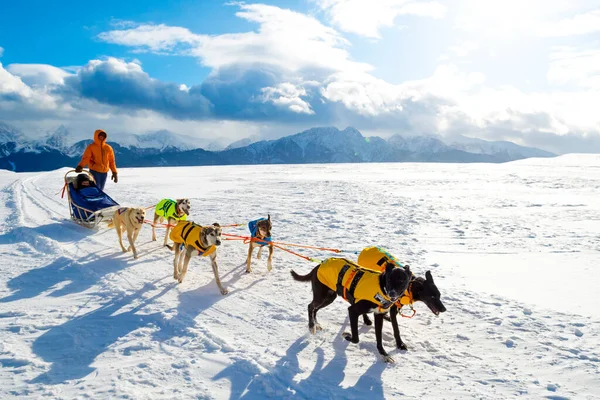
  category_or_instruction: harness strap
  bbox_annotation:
[181,222,195,242]
[345,270,364,304]
[342,269,358,302]
[194,239,208,252]
[335,264,351,298]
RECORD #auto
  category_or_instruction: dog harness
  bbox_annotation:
[169,221,216,257]
[155,199,187,221]
[248,218,272,246]
[317,258,396,311]
[358,247,414,308]
[358,246,404,269]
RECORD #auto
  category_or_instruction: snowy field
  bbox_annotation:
[0,155,599,399]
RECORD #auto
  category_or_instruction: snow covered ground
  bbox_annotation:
[0,155,599,399]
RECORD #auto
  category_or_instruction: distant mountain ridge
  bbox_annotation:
[0,122,555,172]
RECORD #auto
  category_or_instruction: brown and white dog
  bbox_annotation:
[151,198,191,247]
[108,207,146,259]
[167,221,227,295]
[246,215,273,273]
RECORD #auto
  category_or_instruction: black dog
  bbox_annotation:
[291,258,411,363]
[362,271,446,350]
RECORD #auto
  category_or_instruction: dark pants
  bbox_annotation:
[89,169,108,191]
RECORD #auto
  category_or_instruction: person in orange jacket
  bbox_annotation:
[75,129,118,190]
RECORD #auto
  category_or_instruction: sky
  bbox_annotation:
[1,0,600,153]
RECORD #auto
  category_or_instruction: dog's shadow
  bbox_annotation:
[29,282,170,385]
[0,221,91,248]
[153,261,266,342]
[213,323,386,400]
[0,252,152,303]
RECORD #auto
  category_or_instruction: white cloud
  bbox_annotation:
[537,9,600,37]
[0,47,4,58]
[547,47,600,89]
[448,41,479,57]
[0,63,70,117]
[315,0,446,39]
[99,4,371,74]
[7,64,71,87]
[98,24,201,53]
[261,83,314,114]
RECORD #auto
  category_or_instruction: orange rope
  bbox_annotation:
[146,221,245,229]
[271,243,320,262]
[222,233,345,253]
[223,236,320,262]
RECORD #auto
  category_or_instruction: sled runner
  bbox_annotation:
[63,170,120,228]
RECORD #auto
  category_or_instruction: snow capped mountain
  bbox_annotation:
[118,130,200,151]
[388,134,449,154]
[445,134,555,159]
[0,122,556,172]
[224,135,261,151]
[0,122,24,144]
[202,138,231,152]
[43,125,70,150]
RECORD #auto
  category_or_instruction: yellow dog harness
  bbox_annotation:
[169,221,216,257]
[358,246,414,308]
[317,258,396,311]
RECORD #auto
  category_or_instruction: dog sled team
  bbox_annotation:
[64,129,447,364]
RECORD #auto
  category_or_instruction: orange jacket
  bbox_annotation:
[77,130,117,174]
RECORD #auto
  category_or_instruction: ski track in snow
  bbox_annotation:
[0,158,599,399]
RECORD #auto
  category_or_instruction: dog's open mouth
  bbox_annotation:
[136,217,144,224]
[428,304,440,316]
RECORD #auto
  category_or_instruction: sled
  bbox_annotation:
[63,170,121,229]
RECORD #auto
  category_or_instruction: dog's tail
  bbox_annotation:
[290,266,318,282]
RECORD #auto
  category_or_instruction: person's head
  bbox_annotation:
[94,129,107,143]
[76,173,92,189]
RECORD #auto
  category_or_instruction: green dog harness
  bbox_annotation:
[155,199,187,221]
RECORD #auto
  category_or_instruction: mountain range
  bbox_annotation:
[0,122,555,172]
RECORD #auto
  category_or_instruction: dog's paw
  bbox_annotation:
[246,268,252,274]
[133,254,139,259]
[220,288,229,295]
[363,316,373,326]
[382,355,395,364]
[315,323,322,331]
[309,326,317,334]
[126,246,131,252]
[397,342,408,351]
[267,263,273,272]
[342,332,359,343]
[256,254,262,260]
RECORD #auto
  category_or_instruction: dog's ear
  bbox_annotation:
[212,222,220,227]
[384,262,395,276]
[426,270,433,283]
[267,214,271,222]
[404,264,412,278]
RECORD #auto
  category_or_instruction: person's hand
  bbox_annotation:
[111,173,118,183]
[75,166,83,173]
